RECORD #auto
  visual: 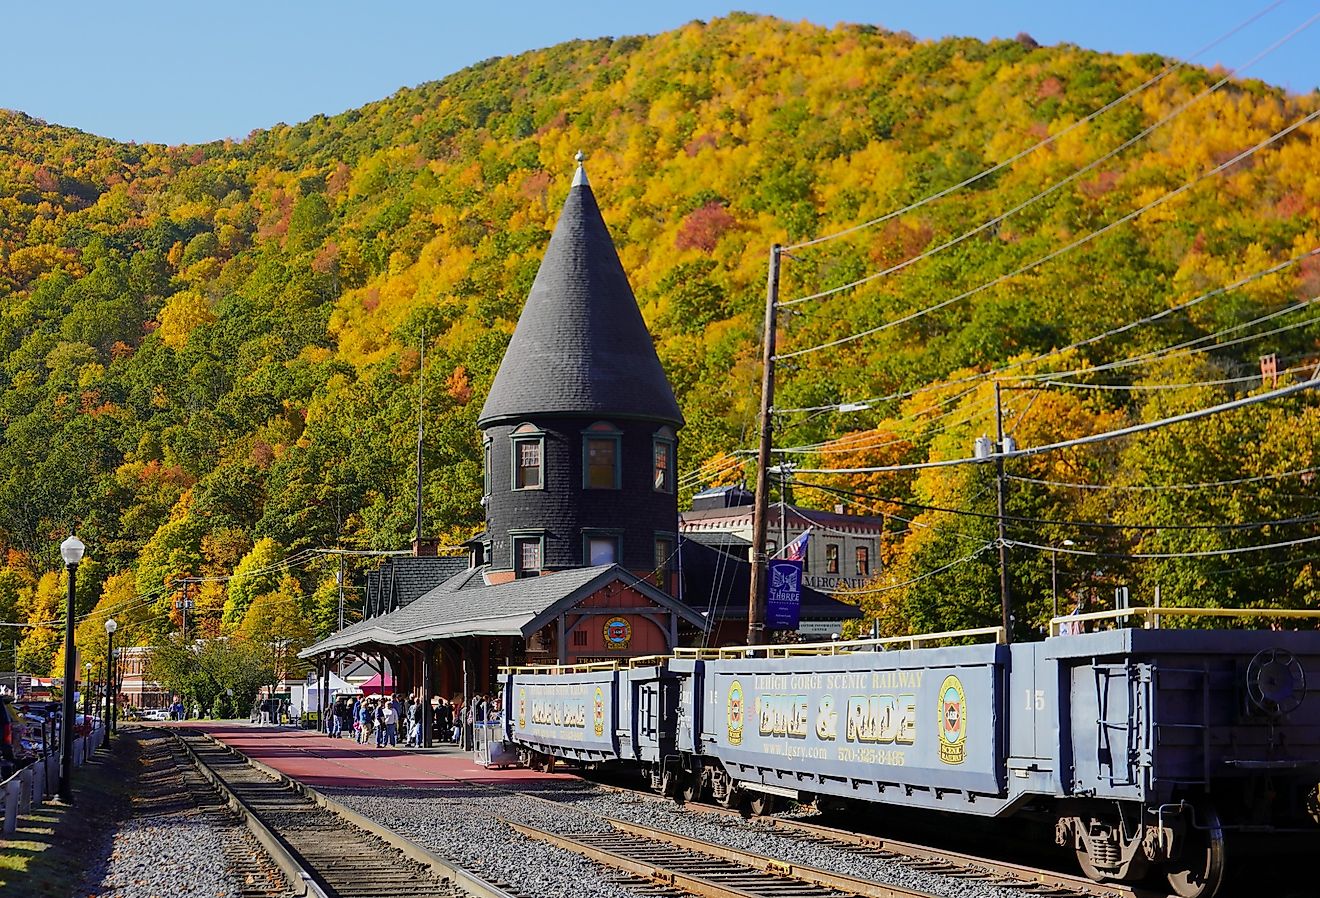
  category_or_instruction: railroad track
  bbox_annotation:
[170,729,524,898]
[191,729,1147,898]
[583,781,1143,898]
[140,728,290,898]
[508,815,942,898]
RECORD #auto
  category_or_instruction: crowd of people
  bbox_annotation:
[324,693,502,748]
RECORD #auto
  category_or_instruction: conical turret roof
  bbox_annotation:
[478,162,684,429]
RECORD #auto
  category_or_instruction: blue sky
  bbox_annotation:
[2,1,1316,145]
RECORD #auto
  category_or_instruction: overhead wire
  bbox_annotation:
[792,477,1320,532]
[779,0,1287,252]
[778,105,1320,360]
[779,10,1320,308]
[1016,534,1320,560]
[1008,466,1320,492]
[773,246,1320,415]
[789,373,1320,475]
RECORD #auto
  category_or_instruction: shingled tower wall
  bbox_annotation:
[477,159,684,581]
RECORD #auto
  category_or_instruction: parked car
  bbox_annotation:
[143,708,171,722]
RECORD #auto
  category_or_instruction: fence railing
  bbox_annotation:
[2,721,106,835]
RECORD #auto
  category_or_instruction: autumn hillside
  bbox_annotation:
[2,14,1319,672]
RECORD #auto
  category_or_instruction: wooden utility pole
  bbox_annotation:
[748,244,782,646]
[415,330,426,548]
[994,382,1012,644]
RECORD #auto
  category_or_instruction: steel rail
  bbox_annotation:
[604,817,959,898]
[588,782,1140,898]
[172,730,524,898]
[748,815,1143,898]
[240,731,1137,898]
[504,817,910,898]
[172,729,328,898]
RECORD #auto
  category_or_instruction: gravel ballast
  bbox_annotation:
[325,771,1026,898]
[79,730,257,898]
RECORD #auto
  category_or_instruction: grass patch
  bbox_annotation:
[0,734,134,897]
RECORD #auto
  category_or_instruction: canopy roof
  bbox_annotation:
[300,563,708,658]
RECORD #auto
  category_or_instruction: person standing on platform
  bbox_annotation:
[379,698,398,747]
[351,696,363,742]
[437,699,453,744]
[409,696,423,747]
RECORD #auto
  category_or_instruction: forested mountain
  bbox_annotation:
[2,14,1318,673]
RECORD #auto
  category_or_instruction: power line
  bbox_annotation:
[777,106,1320,360]
[840,544,996,596]
[778,0,1287,253]
[1008,466,1320,492]
[779,11,1320,308]
[773,246,1319,415]
[1031,299,1320,381]
[792,477,1320,532]
[789,373,1320,474]
[1016,534,1320,560]
[1035,365,1313,391]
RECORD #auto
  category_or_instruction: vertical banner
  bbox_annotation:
[766,558,803,630]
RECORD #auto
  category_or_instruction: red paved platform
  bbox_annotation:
[174,722,571,792]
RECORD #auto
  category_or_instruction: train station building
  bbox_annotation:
[299,158,858,738]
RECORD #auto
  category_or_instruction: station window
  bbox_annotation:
[652,427,676,493]
[654,534,675,588]
[482,436,492,496]
[584,532,620,566]
[573,629,588,648]
[766,540,777,558]
[513,534,543,578]
[511,424,543,490]
[856,546,870,578]
[826,544,840,574]
[583,422,621,490]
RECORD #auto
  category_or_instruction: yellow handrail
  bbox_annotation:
[499,660,622,675]
[1049,606,1320,636]
[671,626,1005,659]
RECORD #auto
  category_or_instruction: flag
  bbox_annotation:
[784,528,811,562]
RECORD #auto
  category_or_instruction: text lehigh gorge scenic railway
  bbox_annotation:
[2,8,1319,898]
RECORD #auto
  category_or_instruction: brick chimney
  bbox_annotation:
[411,537,441,557]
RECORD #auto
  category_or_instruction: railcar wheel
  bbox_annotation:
[747,794,776,816]
[660,767,681,799]
[1164,806,1225,898]
[680,773,700,804]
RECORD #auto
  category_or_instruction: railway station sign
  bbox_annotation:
[766,559,802,630]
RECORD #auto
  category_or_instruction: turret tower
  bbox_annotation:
[477,155,684,583]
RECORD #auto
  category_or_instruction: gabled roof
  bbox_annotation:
[478,164,683,428]
[363,555,469,618]
[300,563,708,657]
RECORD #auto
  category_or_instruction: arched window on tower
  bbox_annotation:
[511,423,544,490]
[583,421,621,490]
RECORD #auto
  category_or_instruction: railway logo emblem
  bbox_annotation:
[938,675,967,765]
[593,686,605,737]
[727,680,745,746]
[603,616,632,651]
[518,687,526,729]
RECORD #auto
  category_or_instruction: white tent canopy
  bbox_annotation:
[307,672,361,706]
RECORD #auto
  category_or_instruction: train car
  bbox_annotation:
[501,611,1320,897]
[500,657,679,780]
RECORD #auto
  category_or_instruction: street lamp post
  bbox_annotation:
[1052,539,1076,620]
[83,662,92,722]
[57,534,86,804]
[104,618,117,742]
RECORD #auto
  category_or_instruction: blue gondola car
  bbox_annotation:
[503,611,1320,897]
